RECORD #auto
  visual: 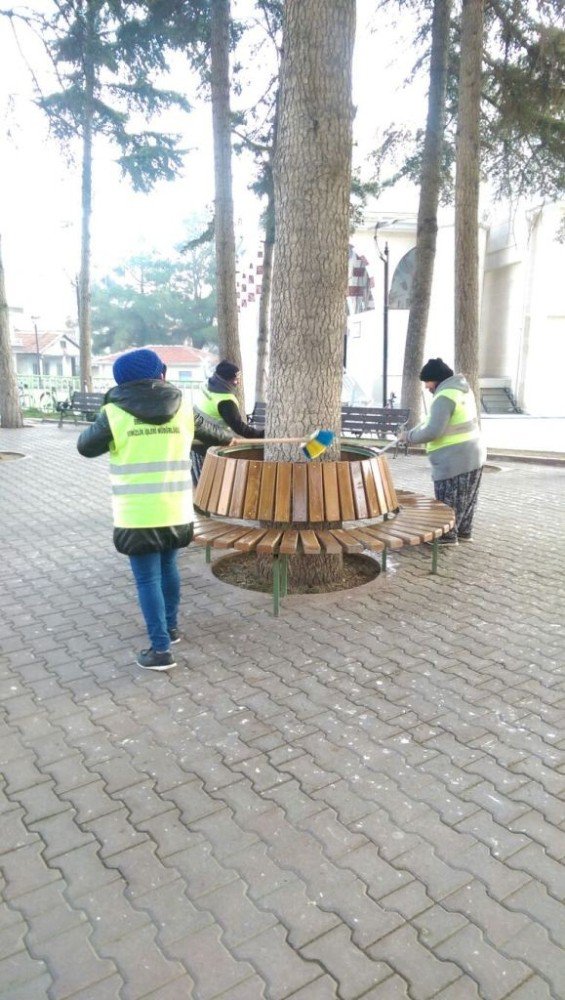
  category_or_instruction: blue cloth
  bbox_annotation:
[128,549,180,651]
[113,348,165,385]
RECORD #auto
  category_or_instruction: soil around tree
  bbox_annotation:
[212,552,381,595]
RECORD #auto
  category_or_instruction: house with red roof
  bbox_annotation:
[93,344,218,386]
[10,329,80,378]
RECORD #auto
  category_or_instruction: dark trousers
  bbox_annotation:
[434,468,483,539]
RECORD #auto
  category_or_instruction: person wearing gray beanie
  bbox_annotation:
[400,358,486,545]
[77,349,194,671]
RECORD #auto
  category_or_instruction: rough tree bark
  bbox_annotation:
[454,0,484,407]
[255,170,274,405]
[401,0,452,425]
[0,236,24,429]
[267,0,355,586]
[210,0,244,410]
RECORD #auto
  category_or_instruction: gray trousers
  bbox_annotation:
[434,468,483,539]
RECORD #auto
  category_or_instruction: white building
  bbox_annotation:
[345,201,565,416]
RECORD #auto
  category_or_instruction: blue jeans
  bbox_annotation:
[129,550,180,652]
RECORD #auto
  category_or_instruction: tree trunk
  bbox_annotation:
[210,0,244,411]
[0,236,24,429]
[454,0,484,407]
[268,0,355,587]
[78,16,95,394]
[255,172,274,405]
[401,0,452,426]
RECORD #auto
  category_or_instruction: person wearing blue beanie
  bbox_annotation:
[77,348,194,671]
[113,348,166,385]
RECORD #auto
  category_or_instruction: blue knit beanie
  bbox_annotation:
[113,348,166,385]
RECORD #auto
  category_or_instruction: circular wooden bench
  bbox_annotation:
[193,444,455,613]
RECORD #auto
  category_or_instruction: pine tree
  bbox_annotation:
[35,1,189,389]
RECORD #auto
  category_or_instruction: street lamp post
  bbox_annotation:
[374,226,390,407]
[31,315,41,379]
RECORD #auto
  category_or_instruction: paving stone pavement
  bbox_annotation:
[0,423,564,1000]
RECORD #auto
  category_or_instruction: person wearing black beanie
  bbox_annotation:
[76,348,194,671]
[400,358,486,544]
[191,359,264,484]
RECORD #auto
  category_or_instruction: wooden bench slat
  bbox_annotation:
[329,528,364,553]
[321,462,340,521]
[369,457,388,514]
[299,530,321,554]
[258,461,278,521]
[193,521,246,544]
[194,454,217,510]
[274,463,292,522]
[211,525,257,549]
[362,461,381,517]
[378,456,395,511]
[375,524,426,545]
[217,457,236,516]
[292,464,308,522]
[380,456,399,509]
[257,528,284,554]
[228,460,249,518]
[279,529,299,555]
[365,525,405,548]
[208,457,227,512]
[308,463,324,522]
[336,462,356,520]
[316,529,344,554]
[344,526,386,551]
[350,461,369,519]
[233,528,270,551]
[242,460,263,519]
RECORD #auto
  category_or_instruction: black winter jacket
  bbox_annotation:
[77,379,194,556]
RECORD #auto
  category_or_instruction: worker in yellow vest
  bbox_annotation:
[400,358,486,544]
[77,349,194,671]
[191,360,263,484]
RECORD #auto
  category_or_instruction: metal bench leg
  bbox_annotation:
[206,544,211,564]
[431,539,438,574]
[273,557,281,616]
[381,547,387,572]
[280,555,288,598]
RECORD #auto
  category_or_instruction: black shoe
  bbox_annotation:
[458,533,473,542]
[136,648,176,671]
[169,628,181,644]
[437,535,458,546]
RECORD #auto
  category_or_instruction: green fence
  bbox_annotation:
[16,375,203,413]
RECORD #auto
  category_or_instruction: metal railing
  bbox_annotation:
[16,374,203,412]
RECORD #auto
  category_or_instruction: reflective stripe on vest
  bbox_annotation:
[105,401,194,528]
[195,387,238,431]
[426,387,479,454]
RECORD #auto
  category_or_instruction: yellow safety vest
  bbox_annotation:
[195,387,238,431]
[104,402,194,528]
[426,387,480,453]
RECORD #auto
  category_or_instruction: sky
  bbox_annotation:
[0,0,426,331]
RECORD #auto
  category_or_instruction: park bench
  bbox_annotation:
[248,402,410,454]
[57,391,105,427]
[193,443,454,615]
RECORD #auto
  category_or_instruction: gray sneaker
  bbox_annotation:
[136,648,176,671]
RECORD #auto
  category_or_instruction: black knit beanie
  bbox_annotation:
[215,360,239,381]
[419,358,454,383]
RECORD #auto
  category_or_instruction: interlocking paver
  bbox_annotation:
[1,425,564,999]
